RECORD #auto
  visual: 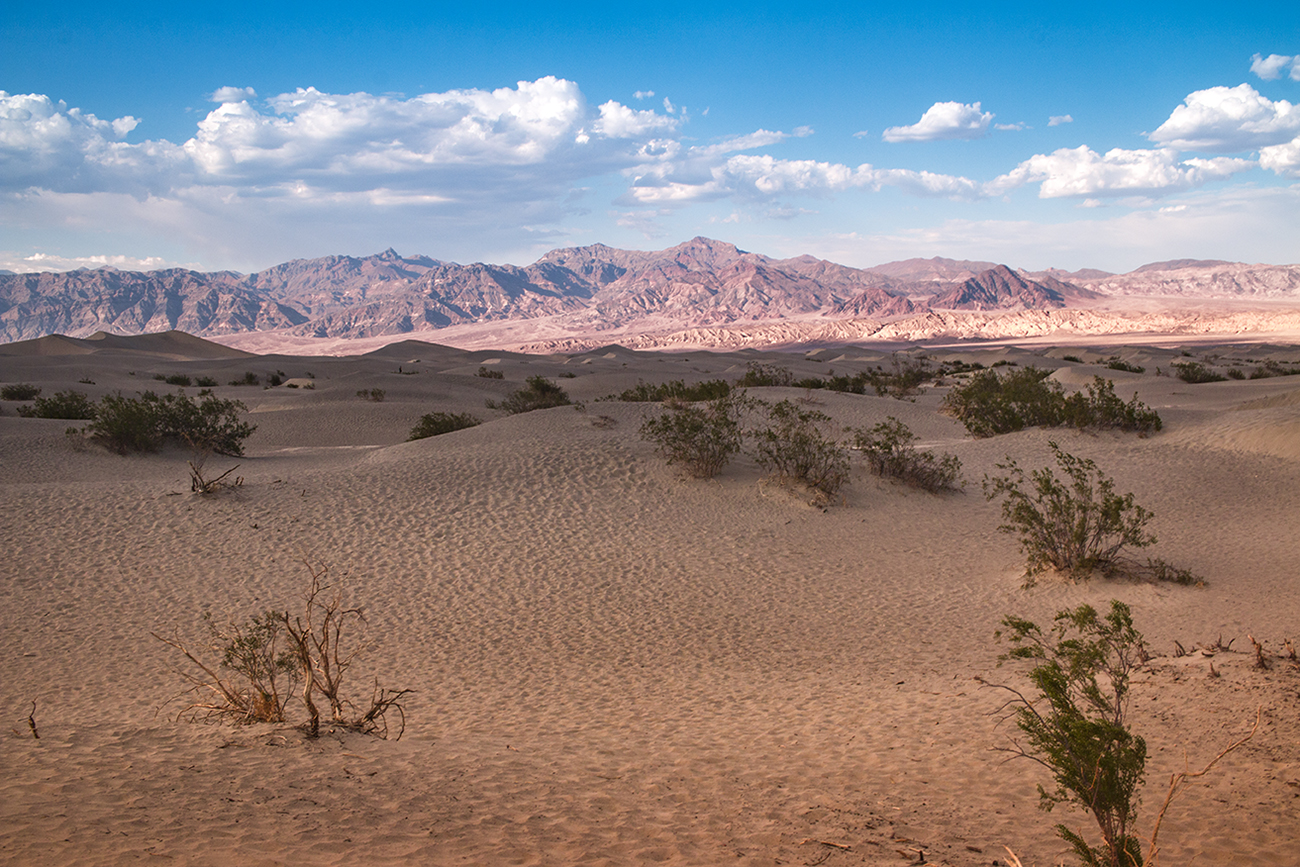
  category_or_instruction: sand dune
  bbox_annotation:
[2,336,1298,866]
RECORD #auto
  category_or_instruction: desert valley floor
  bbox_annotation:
[2,332,1298,866]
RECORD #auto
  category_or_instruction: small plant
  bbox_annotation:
[87,390,256,456]
[486,375,571,413]
[268,373,283,387]
[230,371,260,386]
[737,361,794,388]
[357,388,386,402]
[1170,361,1227,383]
[983,443,1155,581]
[1062,355,1083,363]
[163,374,193,387]
[749,399,850,499]
[1104,359,1145,374]
[853,417,962,493]
[155,560,411,739]
[942,367,1064,437]
[612,379,732,402]
[408,411,482,440]
[17,389,96,419]
[989,601,1148,867]
[1061,377,1162,437]
[1,383,41,401]
[476,366,504,379]
[195,376,219,387]
[640,391,750,478]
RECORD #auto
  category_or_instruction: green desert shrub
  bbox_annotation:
[1061,377,1162,436]
[230,371,260,386]
[357,387,386,402]
[408,411,482,440]
[476,366,504,379]
[640,391,750,478]
[737,361,794,388]
[17,389,96,420]
[749,399,850,499]
[195,376,219,387]
[486,375,571,413]
[942,367,1064,437]
[1247,360,1300,379]
[162,374,193,387]
[1104,359,1145,374]
[614,378,731,402]
[983,443,1155,581]
[1170,361,1227,383]
[991,601,1148,867]
[853,417,962,493]
[87,390,256,456]
[1,383,41,401]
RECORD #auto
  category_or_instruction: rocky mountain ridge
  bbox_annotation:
[2,237,1298,348]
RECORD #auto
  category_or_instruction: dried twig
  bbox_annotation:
[26,700,39,739]
[1248,634,1269,670]
[1142,707,1261,866]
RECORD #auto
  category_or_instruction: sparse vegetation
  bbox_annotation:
[1170,361,1227,383]
[943,369,1160,437]
[611,378,731,402]
[86,390,255,456]
[408,411,482,440]
[983,443,1155,582]
[195,376,218,387]
[1104,359,1145,374]
[1,383,42,401]
[853,417,963,493]
[737,361,795,388]
[990,601,1149,867]
[16,389,96,419]
[749,399,851,499]
[476,366,504,379]
[640,391,750,479]
[357,388,386,402]
[230,371,260,386]
[158,373,193,387]
[155,560,411,739]
[1247,360,1300,379]
[486,375,571,413]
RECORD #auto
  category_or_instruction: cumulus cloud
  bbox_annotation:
[1259,137,1300,177]
[1048,114,1073,126]
[882,101,993,143]
[210,86,257,103]
[633,90,655,100]
[0,250,186,273]
[994,122,1027,131]
[1250,53,1300,82]
[989,145,1254,198]
[592,100,680,138]
[1150,84,1300,152]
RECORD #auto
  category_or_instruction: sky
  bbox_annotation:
[2,1,1298,275]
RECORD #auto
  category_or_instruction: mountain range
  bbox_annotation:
[2,238,1298,351]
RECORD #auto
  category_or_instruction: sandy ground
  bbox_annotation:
[2,333,1298,866]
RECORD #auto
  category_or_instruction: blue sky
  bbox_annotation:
[2,1,1298,274]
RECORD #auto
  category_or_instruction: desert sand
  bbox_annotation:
[2,332,1298,866]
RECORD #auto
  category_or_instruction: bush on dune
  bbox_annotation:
[853,417,962,493]
[86,389,255,456]
[408,411,482,440]
[749,399,850,499]
[943,368,1161,438]
[486,375,571,413]
[640,391,750,478]
[16,389,96,420]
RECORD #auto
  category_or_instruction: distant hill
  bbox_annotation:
[2,237,1298,348]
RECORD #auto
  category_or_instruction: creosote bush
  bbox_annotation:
[640,391,750,478]
[853,417,962,493]
[990,601,1148,867]
[1170,361,1227,383]
[408,411,482,440]
[86,389,256,456]
[611,378,731,402]
[983,443,1155,582]
[943,368,1161,438]
[486,374,571,413]
[17,389,96,419]
[749,399,850,499]
[2,383,42,401]
[155,560,411,739]
[357,387,386,402]
[476,366,504,379]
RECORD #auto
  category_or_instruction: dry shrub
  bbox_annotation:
[155,560,411,739]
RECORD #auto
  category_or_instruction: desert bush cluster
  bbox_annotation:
[155,561,411,739]
[486,375,572,413]
[853,417,963,493]
[748,399,852,499]
[2,383,43,401]
[408,411,482,440]
[609,378,732,403]
[85,390,256,455]
[17,389,97,419]
[639,391,749,479]
[943,368,1161,437]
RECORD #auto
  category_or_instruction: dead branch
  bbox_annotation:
[1248,634,1269,670]
[26,700,39,739]
[1142,706,1261,867]
[188,458,242,494]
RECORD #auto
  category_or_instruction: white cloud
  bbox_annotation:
[592,100,680,138]
[662,97,676,114]
[210,86,257,103]
[994,122,1027,131]
[1259,136,1300,177]
[882,101,993,143]
[0,250,190,273]
[989,145,1254,198]
[633,90,655,100]
[1048,114,1073,126]
[1250,53,1300,82]
[1150,84,1300,152]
